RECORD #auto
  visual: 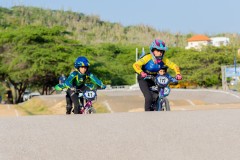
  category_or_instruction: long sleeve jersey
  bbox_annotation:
[133,54,180,75]
[55,70,104,91]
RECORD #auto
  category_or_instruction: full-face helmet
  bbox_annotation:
[150,39,168,52]
[150,39,168,60]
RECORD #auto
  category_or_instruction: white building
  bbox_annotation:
[210,37,230,47]
[185,35,230,50]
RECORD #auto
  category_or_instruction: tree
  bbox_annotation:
[0,25,79,103]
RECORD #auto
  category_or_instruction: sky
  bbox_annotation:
[0,0,239,35]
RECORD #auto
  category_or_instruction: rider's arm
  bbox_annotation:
[133,54,152,74]
[166,73,178,84]
[162,58,181,75]
[55,72,76,91]
[63,71,78,88]
[54,83,65,91]
[88,72,105,88]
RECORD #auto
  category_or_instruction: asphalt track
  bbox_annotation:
[1,110,240,160]
[0,89,240,160]
[97,89,240,112]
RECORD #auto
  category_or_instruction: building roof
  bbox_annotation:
[187,35,211,42]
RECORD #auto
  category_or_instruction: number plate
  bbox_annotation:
[83,90,96,99]
[156,76,169,86]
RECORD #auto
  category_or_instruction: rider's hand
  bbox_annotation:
[176,74,182,80]
[69,87,75,91]
[140,72,147,78]
[101,84,106,89]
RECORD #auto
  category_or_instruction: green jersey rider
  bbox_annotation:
[55,56,106,114]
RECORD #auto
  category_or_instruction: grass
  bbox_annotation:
[17,96,110,116]
[18,98,52,115]
[94,103,110,113]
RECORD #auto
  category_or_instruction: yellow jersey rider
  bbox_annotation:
[133,39,182,111]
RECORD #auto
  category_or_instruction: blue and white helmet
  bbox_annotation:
[74,56,90,69]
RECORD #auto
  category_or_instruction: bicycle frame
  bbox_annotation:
[81,99,96,114]
[77,87,97,114]
[145,74,176,111]
[156,87,170,111]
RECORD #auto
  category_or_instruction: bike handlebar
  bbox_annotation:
[143,75,155,80]
[144,75,178,86]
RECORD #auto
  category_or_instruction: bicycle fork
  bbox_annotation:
[157,88,165,111]
[81,101,92,114]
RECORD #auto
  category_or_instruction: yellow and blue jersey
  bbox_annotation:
[133,54,180,75]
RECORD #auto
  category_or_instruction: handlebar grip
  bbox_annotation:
[144,75,155,80]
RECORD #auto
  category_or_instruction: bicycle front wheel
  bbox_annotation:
[157,98,170,111]
[161,98,170,111]
[85,106,96,114]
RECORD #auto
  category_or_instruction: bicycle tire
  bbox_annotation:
[85,106,96,114]
[157,98,170,111]
[161,98,170,111]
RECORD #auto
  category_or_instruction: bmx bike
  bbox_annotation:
[75,85,97,114]
[144,74,178,111]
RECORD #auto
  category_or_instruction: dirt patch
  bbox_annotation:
[128,108,144,112]
[16,95,109,116]
[18,97,58,115]
[49,100,66,115]
[0,104,23,117]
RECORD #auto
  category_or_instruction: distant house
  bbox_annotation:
[185,35,229,50]
[210,37,230,47]
[185,35,211,50]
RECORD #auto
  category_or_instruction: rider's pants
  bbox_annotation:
[137,74,155,111]
[66,89,83,114]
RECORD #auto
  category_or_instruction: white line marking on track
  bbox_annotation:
[173,89,240,99]
[14,109,19,117]
[225,92,240,99]
[104,101,113,113]
[186,99,196,106]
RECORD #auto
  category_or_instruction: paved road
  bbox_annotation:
[1,89,240,159]
[1,110,240,160]
[1,89,240,116]
[97,89,240,112]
